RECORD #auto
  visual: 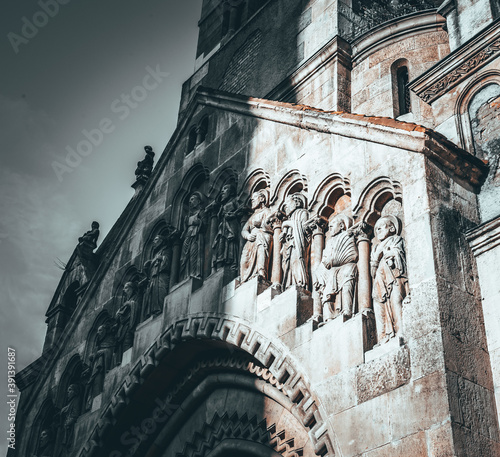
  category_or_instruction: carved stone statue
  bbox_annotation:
[212,183,241,271]
[314,215,358,322]
[370,216,409,343]
[180,192,205,280]
[142,236,170,319]
[34,429,55,457]
[76,221,100,256]
[240,189,273,282]
[60,384,82,453]
[135,145,155,182]
[84,323,115,410]
[280,193,310,290]
[113,281,139,362]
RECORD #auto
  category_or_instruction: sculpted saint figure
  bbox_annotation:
[371,216,409,343]
[76,221,100,257]
[113,281,139,362]
[60,384,82,453]
[180,192,205,280]
[142,235,170,319]
[240,189,273,282]
[84,323,115,410]
[34,429,54,457]
[280,193,310,289]
[212,183,241,271]
[314,215,358,322]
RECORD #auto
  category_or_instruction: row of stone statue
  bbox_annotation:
[129,186,409,344]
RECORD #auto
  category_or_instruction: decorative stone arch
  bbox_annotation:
[353,176,403,227]
[239,168,271,204]
[78,315,337,457]
[170,163,210,230]
[270,169,308,209]
[309,173,352,220]
[455,70,500,154]
[208,167,239,200]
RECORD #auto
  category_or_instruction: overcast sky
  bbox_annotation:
[0,1,202,453]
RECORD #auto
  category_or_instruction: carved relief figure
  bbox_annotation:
[180,192,205,280]
[314,215,358,322]
[370,216,409,343]
[84,323,115,410]
[113,281,139,362]
[240,189,273,282]
[280,193,310,289]
[135,145,155,181]
[34,429,55,457]
[212,183,241,271]
[59,384,82,453]
[142,235,170,319]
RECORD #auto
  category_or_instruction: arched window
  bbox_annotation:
[391,59,411,118]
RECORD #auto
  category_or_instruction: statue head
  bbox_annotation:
[188,192,203,211]
[251,188,269,210]
[39,429,52,447]
[90,221,100,231]
[221,183,236,202]
[123,281,138,299]
[96,324,107,340]
[284,193,306,216]
[374,216,399,241]
[67,383,80,400]
[329,214,352,237]
[152,234,166,249]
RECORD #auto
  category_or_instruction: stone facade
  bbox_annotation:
[12,1,500,457]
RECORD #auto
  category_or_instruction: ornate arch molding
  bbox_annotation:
[239,168,271,203]
[79,315,336,457]
[455,70,500,154]
[208,167,239,199]
[270,170,308,208]
[309,174,351,219]
[353,177,403,226]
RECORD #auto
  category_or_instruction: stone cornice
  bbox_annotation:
[466,215,500,256]
[351,10,444,65]
[409,18,500,103]
[197,87,488,187]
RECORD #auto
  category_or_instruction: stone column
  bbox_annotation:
[169,237,181,289]
[310,218,326,320]
[271,221,282,287]
[209,210,219,275]
[355,223,372,311]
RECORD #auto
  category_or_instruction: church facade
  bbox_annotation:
[13,0,500,456]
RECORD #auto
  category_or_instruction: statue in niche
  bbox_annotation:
[142,235,170,319]
[113,281,139,363]
[84,323,116,410]
[371,216,409,343]
[211,183,242,271]
[314,215,358,322]
[180,192,205,280]
[34,429,55,457]
[135,145,155,182]
[240,188,273,282]
[59,384,82,454]
[280,193,310,290]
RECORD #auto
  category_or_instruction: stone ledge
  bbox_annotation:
[466,215,500,256]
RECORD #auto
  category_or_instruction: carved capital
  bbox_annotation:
[351,221,372,243]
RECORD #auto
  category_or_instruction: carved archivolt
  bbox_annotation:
[78,315,336,457]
